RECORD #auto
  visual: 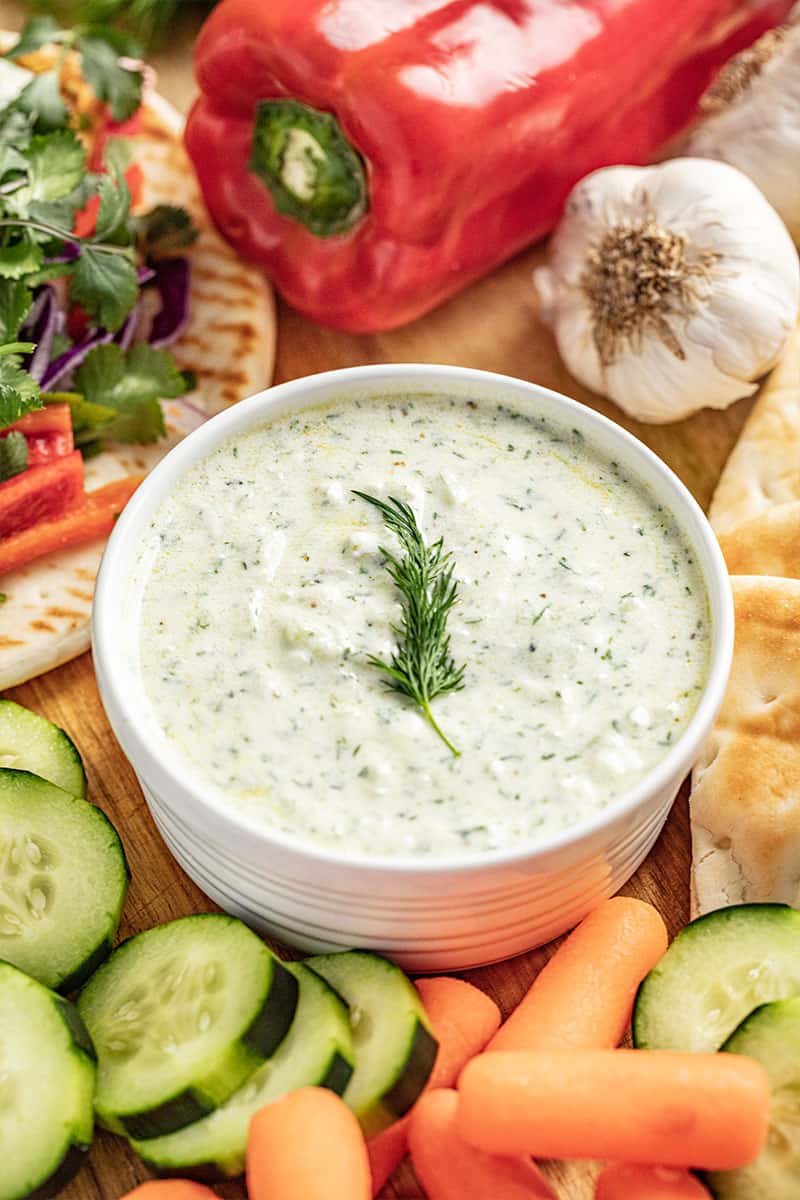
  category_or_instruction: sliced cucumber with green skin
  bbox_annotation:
[77,914,298,1140]
[307,950,438,1137]
[705,997,800,1200]
[0,959,96,1200]
[0,701,85,797]
[132,960,354,1179]
[0,769,128,992]
[633,904,800,1052]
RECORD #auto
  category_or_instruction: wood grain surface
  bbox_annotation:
[0,4,754,1197]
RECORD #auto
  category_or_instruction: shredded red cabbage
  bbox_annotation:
[40,327,114,391]
[148,258,190,350]
[22,287,62,384]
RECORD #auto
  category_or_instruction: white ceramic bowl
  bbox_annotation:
[93,365,733,971]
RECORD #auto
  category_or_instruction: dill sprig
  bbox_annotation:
[353,491,466,757]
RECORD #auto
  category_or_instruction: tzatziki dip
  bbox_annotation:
[136,393,710,859]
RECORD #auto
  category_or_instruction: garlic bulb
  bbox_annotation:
[534,158,800,424]
[688,4,800,244]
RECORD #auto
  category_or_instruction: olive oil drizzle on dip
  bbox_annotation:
[137,394,710,860]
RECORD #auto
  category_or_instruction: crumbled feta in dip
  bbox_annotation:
[137,394,710,859]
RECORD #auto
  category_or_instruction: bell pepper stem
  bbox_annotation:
[249,99,367,238]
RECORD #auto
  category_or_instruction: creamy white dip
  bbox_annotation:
[137,394,709,859]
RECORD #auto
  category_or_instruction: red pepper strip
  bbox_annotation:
[17,431,75,468]
[0,476,142,576]
[74,163,146,238]
[187,0,794,333]
[0,450,84,540]
[7,405,72,440]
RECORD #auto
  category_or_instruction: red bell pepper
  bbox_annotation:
[186,0,794,333]
[3,404,74,467]
[0,475,142,576]
[0,450,84,541]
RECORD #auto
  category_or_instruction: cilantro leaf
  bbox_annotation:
[0,104,33,150]
[77,34,143,122]
[19,132,86,205]
[4,17,63,61]
[74,342,189,446]
[0,354,42,428]
[70,245,138,331]
[0,281,32,345]
[93,166,131,243]
[28,196,82,236]
[0,236,44,280]
[22,262,75,289]
[15,71,68,132]
[136,205,198,260]
[0,430,29,482]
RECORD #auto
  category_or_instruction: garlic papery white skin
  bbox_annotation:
[688,4,800,244]
[534,158,800,423]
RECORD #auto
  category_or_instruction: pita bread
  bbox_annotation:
[0,56,276,691]
[718,500,800,578]
[709,321,800,535]
[691,576,800,914]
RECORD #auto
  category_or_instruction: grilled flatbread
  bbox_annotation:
[718,500,800,578]
[691,576,800,914]
[0,72,275,691]
[709,322,800,535]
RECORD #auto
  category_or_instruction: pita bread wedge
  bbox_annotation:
[718,500,800,577]
[709,322,800,535]
[0,54,276,692]
[691,576,800,915]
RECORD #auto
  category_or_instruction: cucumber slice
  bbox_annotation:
[633,904,800,1052]
[132,961,354,1178]
[0,959,96,1200]
[77,914,298,1139]
[705,997,800,1200]
[0,701,85,797]
[307,950,437,1137]
[0,769,128,992]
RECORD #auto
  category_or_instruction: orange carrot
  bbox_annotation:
[595,1164,711,1199]
[408,1088,555,1200]
[368,976,501,1195]
[487,897,668,1053]
[247,1087,370,1200]
[119,1184,218,1200]
[457,1049,770,1170]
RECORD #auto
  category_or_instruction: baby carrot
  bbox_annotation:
[247,1087,370,1200]
[458,1049,770,1170]
[119,1185,218,1200]
[368,976,501,1196]
[408,1088,556,1200]
[487,897,668,1052]
[595,1164,711,1199]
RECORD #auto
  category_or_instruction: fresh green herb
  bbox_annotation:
[135,204,198,260]
[0,593,6,605]
[70,244,138,330]
[0,17,197,450]
[0,280,33,344]
[5,17,145,122]
[0,430,29,481]
[70,342,190,446]
[0,351,42,426]
[0,124,139,331]
[353,491,465,757]
[25,0,217,46]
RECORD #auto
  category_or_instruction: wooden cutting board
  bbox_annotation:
[1,6,756,1197]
